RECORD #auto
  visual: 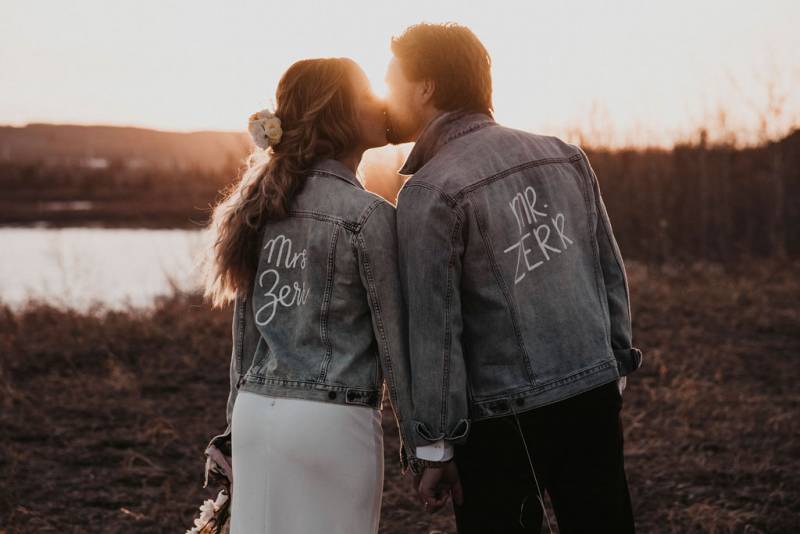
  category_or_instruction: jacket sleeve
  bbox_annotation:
[578,148,642,376]
[395,184,471,449]
[356,199,418,473]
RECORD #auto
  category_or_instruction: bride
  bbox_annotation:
[201,57,415,533]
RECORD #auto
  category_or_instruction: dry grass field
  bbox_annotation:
[1,259,797,533]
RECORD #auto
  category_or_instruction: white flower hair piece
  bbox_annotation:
[248,108,283,150]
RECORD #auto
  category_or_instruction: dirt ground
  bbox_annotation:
[1,260,798,533]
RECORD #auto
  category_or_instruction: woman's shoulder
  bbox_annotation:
[291,173,392,228]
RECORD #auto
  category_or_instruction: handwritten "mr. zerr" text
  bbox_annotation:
[503,185,574,284]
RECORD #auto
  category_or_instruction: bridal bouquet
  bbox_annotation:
[186,436,234,533]
[186,488,230,534]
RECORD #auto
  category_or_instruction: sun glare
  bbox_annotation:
[0,1,798,146]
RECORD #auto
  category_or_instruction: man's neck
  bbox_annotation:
[412,108,445,143]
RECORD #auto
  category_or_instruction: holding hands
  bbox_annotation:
[412,462,464,513]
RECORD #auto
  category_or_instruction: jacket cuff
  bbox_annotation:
[411,418,471,448]
[614,347,643,376]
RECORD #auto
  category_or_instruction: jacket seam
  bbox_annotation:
[439,209,464,432]
[400,182,459,209]
[356,230,398,413]
[405,155,584,207]
[441,119,495,146]
[471,358,615,404]
[576,153,627,288]
[601,217,632,323]
[244,374,378,391]
[356,198,386,231]
[576,152,633,333]
[569,157,608,311]
[396,185,465,434]
[287,209,361,233]
[317,224,340,382]
[599,209,630,305]
[306,169,365,190]
[471,208,537,384]
[234,295,247,386]
[454,155,583,200]
[239,381,381,408]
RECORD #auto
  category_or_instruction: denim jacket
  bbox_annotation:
[395,111,643,450]
[204,158,417,477]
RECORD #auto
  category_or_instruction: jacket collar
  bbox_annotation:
[399,110,495,175]
[308,158,365,190]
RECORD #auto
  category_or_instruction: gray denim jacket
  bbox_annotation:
[204,158,417,476]
[395,111,643,449]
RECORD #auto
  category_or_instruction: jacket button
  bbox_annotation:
[328,391,337,400]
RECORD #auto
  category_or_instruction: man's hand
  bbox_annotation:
[617,376,627,395]
[417,462,464,513]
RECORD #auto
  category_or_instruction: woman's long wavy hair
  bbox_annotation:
[202,58,361,307]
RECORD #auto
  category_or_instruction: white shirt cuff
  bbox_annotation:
[416,440,454,462]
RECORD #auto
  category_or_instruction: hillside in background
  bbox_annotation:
[0,124,251,172]
[0,122,407,229]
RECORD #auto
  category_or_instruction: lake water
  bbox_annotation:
[0,227,207,310]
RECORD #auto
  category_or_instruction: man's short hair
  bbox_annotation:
[391,23,493,116]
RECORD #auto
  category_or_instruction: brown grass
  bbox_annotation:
[0,260,798,533]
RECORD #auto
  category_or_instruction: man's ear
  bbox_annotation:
[419,78,436,106]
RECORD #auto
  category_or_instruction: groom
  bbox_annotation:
[386,23,642,533]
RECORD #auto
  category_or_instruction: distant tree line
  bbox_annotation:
[587,130,800,262]
[0,158,235,228]
[1,131,798,262]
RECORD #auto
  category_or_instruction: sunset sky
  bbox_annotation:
[1,0,798,146]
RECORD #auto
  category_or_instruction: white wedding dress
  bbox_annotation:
[230,390,384,533]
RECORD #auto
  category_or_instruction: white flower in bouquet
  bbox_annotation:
[214,490,229,509]
[198,499,215,525]
[186,488,231,534]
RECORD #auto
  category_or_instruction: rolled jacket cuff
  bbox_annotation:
[614,347,643,376]
[411,418,471,448]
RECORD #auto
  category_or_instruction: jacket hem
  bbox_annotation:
[469,359,620,421]
[239,378,383,409]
